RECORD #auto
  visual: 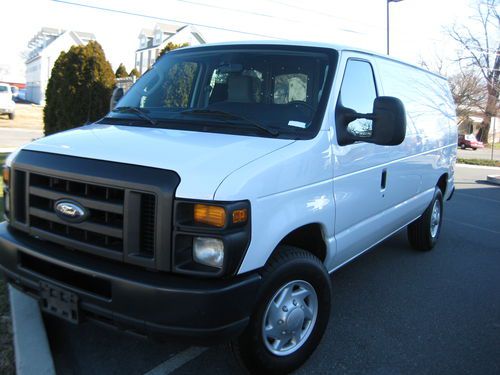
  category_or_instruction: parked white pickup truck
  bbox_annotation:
[1,41,456,374]
[0,83,15,120]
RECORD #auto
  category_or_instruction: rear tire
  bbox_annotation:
[472,147,477,151]
[231,247,331,374]
[407,187,443,251]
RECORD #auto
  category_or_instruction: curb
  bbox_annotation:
[486,175,500,185]
[9,286,56,375]
[456,163,500,170]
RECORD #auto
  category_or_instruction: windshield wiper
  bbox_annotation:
[112,106,157,126]
[180,108,279,136]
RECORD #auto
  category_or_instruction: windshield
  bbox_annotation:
[0,86,8,93]
[105,45,337,139]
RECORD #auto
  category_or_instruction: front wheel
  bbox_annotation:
[460,143,466,149]
[8,112,14,120]
[231,247,331,374]
[407,187,443,251]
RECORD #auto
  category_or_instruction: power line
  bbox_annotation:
[264,0,384,31]
[177,0,298,23]
[51,0,285,40]
[177,0,366,35]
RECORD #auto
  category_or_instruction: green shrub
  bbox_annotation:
[44,41,115,135]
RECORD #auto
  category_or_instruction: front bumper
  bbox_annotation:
[0,108,14,114]
[0,222,261,342]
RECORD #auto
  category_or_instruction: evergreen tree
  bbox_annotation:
[115,63,128,78]
[159,42,189,57]
[129,68,141,79]
[44,41,115,135]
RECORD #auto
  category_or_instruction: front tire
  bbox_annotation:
[407,187,443,251]
[231,247,331,374]
[8,112,14,120]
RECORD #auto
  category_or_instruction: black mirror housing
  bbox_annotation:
[335,96,406,146]
[371,96,406,146]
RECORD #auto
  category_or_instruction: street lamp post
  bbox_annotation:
[387,0,403,55]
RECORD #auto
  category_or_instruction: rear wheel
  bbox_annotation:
[407,187,443,251]
[231,247,331,374]
[472,147,477,150]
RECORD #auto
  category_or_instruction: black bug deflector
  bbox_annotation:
[7,150,180,271]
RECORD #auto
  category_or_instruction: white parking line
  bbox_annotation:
[454,191,500,204]
[444,218,500,235]
[144,346,209,375]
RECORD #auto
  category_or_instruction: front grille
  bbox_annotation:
[140,193,156,257]
[29,173,125,253]
[9,150,179,271]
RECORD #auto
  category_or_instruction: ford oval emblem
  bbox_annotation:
[54,200,88,223]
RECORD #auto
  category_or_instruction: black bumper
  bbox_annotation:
[0,222,261,342]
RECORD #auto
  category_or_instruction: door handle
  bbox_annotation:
[381,169,387,190]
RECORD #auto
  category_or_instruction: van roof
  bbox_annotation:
[179,40,447,81]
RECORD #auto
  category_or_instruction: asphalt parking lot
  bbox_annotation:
[43,165,500,375]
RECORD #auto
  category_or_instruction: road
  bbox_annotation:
[43,165,500,374]
[0,127,43,151]
[457,146,500,161]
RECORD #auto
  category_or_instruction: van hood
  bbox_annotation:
[22,123,295,199]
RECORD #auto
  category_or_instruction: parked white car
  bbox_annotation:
[0,83,15,119]
[1,41,457,374]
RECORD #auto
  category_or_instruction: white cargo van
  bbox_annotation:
[0,83,16,120]
[1,42,456,374]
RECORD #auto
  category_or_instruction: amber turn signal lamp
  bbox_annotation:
[232,209,248,224]
[194,204,226,227]
[2,167,9,185]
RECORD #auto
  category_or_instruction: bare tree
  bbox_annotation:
[448,69,488,126]
[448,0,500,143]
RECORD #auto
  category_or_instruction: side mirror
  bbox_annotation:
[110,87,124,111]
[336,96,407,146]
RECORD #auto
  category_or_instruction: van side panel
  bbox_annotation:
[375,57,457,196]
[332,53,426,266]
[332,54,456,268]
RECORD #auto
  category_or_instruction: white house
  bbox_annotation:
[135,23,206,75]
[25,28,96,105]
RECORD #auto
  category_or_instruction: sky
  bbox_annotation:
[1,0,479,83]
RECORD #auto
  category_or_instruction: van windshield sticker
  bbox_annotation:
[288,120,307,128]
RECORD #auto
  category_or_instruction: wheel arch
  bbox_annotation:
[274,223,328,262]
[437,173,448,195]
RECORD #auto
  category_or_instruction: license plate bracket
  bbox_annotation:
[40,282,79,324]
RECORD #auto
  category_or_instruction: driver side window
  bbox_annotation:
[339,59,377,138]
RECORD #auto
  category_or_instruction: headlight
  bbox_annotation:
[4,190,9,213]
[193,237,224,268]
[2,166,9,186]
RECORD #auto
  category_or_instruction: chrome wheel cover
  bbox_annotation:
[261,280,318,356]
[430,200,441,238]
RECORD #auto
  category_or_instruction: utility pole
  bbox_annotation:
[491,115,497,161]
[387,0,403,55]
